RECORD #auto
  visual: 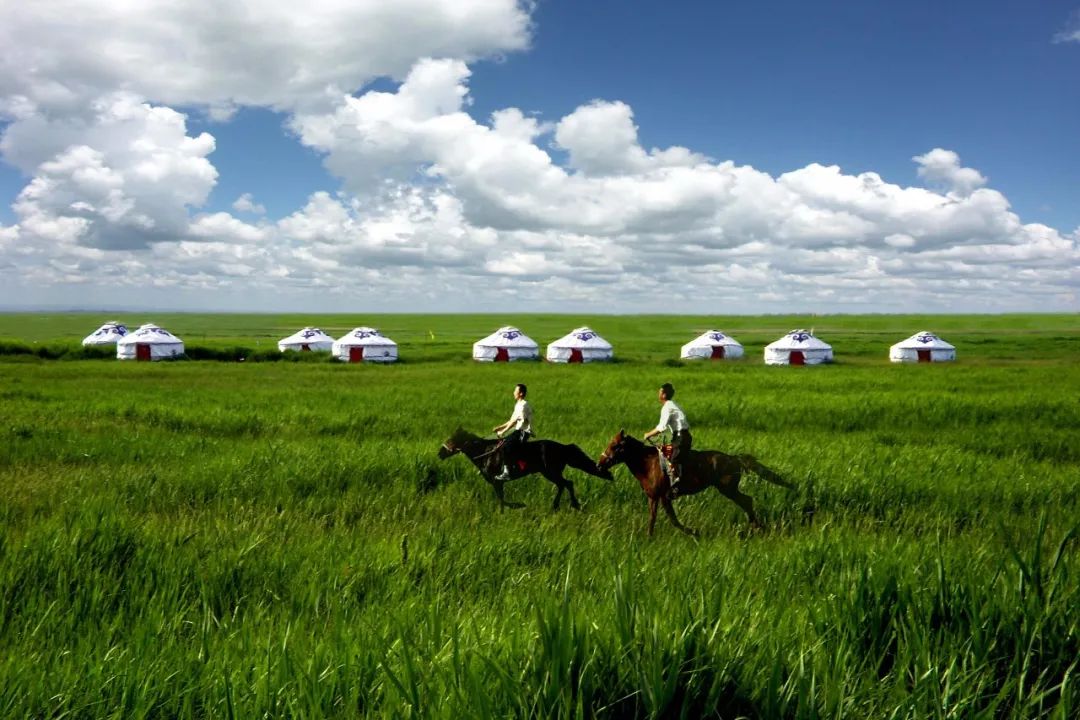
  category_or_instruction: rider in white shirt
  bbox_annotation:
[643,383,692,493]
[493,383,533,481]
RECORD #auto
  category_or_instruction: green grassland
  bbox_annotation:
[0,313,1078,718]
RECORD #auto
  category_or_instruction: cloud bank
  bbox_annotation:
[0,0,1076,312]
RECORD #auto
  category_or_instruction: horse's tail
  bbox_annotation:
[738,455,794,489]
[564,443,614,480]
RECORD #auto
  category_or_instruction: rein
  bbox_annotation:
[472,441,504,460]
[447,435,504,461]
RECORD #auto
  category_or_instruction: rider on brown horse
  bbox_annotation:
[493,383,533,481]
[642,382,691,494]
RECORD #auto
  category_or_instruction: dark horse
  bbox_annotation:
[597,430,793,536]
[438,427,613,509]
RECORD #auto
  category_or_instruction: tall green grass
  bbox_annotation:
[0,314,1077,717]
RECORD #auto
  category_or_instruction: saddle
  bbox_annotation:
[491,437,531,475]
[657,444,674,479]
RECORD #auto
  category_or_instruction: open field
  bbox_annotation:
[1,312,1078,362]
[1,314,1078,718]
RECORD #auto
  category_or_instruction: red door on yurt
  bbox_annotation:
[917,350,931,363]
[301,343,311,352]
[495,347,509,362]
[789,351,805,366]
[710,345,725,360]
[349,347,364,363]
[136,344,152,361]
[569,349,584,363]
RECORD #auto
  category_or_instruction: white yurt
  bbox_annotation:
[82,321,128,346]
[332,327,398,363]
[680,330,745,360]
[278,327,334,353]
[472,326,539,362]
[764,329,833,366]
[546,326,613,363]
[116,323,184,361]
[890,331,956,363]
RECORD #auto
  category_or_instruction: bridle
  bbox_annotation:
[598,440,623,470]
[442,436,501,459]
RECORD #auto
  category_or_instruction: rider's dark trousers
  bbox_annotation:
[670,430,692,473]
[499,429,531,472]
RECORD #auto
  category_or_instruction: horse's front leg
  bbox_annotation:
[647,497,658,536]
[490,475,525,510]
[661,497,698,537]
[492,477,508,512]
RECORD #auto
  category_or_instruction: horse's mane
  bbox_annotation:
[620,432,647,451]
[453,427,488,445]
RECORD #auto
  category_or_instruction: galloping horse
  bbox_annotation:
[597,430,793,536]
[439,427,613,510]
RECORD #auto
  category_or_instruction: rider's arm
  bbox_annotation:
[494,404,522,435]
[644,403,671,439]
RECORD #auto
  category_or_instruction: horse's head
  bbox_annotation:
[438,426,473,460]
[436,425,466,459]
[597,429,629,472]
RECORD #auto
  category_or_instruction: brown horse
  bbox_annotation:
[438,427,613,510]
[597,430,793,536]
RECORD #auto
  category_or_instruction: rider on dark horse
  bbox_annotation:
[642,382,692,495]
[493,383,533,482]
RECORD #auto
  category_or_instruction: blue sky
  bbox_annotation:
[0,0,1077,312]
[487,0,1078,229]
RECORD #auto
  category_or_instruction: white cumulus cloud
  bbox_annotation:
[913,148,988,197]
[232,193,266,215]
[0,5,1076,313]
[0,0,531,114]
[9,95,218,250]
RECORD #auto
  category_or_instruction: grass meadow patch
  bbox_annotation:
[0,313,1077,717]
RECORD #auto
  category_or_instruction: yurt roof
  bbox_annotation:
[84,321,128,338]
[765,329,832,351]
[892,331,955,351]
[474,326,539,349]
[684,330,743,347]
[549,326,612,350]
[336,327,397,346]
[118,323,182,345]
[280,327,334,344]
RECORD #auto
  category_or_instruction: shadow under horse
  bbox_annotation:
[597,430,794,536]
[439,427,613,509]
